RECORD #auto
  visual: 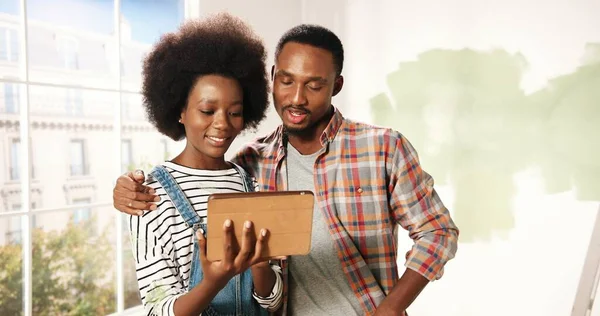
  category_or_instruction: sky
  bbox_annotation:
[0,0,183,44]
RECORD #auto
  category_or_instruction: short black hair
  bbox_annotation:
[142,13,269,141]
[275,24,344,76]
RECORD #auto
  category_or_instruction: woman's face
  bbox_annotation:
[180,74,244,169]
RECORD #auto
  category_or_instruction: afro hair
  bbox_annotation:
[142,13,269,141]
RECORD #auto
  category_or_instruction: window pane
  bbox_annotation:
[0,214,25,316]
[29,85,117,209]
[32,206,116,315]
[122,215,142,309]
[121,139,132,173]
[120,0,184,92]
[26,0,116,89]
[0,0,24,80]
[1,82,24,211]
[121,92,183,173]
[10,138,20,181]
[2,83,21,114]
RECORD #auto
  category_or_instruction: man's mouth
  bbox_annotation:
[285,108,309,124]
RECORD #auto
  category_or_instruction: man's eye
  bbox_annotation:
[308,85,323,91]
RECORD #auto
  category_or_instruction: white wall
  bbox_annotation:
[198,1,600,315]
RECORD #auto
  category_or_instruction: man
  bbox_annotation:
[113,24,459,316]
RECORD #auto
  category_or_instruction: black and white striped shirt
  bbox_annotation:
[128,162,282,316]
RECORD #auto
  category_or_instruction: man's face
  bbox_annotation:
[272,42,342,136]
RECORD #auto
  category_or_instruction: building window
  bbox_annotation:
[9,138,20,181]
[56,36,79,70]
[69,139,88,176]
[7,203,22,244]
[4,83,20,113]
[72,198,91,224]
[121,139,132,173]
[65,88,83,116]
[0,27,18,62]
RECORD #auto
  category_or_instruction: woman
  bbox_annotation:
[128,13,282,316]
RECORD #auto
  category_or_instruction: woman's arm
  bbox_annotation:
[174,220,270,315]
[128,212,188,316]
[252,263,284,312]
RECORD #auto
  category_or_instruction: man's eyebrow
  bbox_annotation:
[275,70,328,83]
[274,69,293,77]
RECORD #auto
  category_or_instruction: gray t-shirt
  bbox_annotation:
[285,143,363,316]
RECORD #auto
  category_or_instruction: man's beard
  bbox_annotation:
[283,123,312,136]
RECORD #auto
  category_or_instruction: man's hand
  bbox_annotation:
[374,306,407,316]
[374,268,426,316]
[197,219,269,289]
[112,170,159,216]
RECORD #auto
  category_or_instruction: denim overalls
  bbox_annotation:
[150,163,268,316]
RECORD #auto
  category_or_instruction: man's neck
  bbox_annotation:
[287,134,322,155]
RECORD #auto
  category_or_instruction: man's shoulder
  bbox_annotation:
[339,117,405,144]
[232,127,282,164]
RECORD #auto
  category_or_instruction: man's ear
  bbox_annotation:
[270,65,275,81]
[332,76,344,96]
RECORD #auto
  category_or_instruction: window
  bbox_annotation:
[0,27,18,62]
[121,139,132,173]
[65,88,83,116]
[6,204,21,244]
[4,83,19,113]
[56,36,78,70]
[0,1,187,314]
[69,139,88,176]
[72,198,91,224]
[9,138,20,181]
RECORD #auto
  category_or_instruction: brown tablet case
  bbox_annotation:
[206,191,314,262]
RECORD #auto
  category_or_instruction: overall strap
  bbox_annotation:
[149,165,202,228]
[230,162,256,193]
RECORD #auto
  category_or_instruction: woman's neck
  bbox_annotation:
[170,146,230,170]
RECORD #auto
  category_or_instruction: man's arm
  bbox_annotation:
[113,142,263,216]
[375,132,459,315]
[113,170,159,215]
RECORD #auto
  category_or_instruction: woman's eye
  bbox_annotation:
[230,112,242,117]
[200,110,214,115]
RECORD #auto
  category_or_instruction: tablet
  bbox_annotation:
[206,191,314,262]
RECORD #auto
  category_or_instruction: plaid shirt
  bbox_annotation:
[232,108,459,315]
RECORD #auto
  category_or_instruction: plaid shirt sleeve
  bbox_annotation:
[388,132,459,281]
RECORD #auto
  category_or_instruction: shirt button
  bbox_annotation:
[357,187,363,194]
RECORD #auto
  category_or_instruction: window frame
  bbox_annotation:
[0,1,199,315]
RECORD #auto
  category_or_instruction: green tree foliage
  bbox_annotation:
[0,217,116,315]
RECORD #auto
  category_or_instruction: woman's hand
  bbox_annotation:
[197,219,269,289]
